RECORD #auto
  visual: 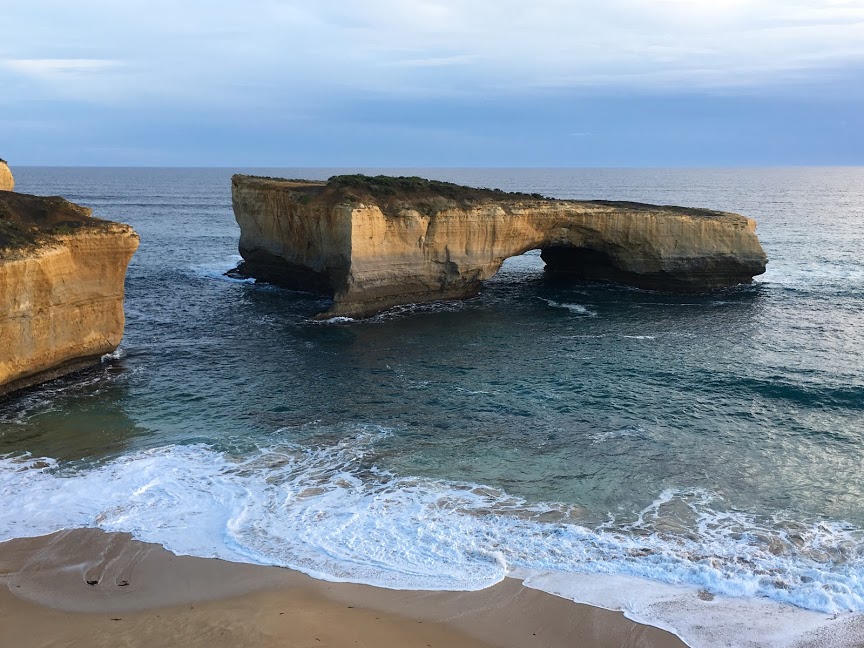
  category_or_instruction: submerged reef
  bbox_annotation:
[231,174,768,318]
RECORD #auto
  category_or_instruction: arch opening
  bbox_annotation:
[540,246,622,281]
[540,246,621,278]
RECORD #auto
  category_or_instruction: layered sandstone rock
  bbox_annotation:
[0,160,13,191]
[232,174,767,319]
[0,191,139,396]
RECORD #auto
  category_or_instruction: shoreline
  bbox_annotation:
[0,528,684,648]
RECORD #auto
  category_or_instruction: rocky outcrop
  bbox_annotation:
[232,174,768,319]
[0,190,139,396]
[0,159,13,191]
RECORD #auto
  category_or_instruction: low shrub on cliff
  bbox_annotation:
[0,194,108,255]
[324,175,550,218]
[328,174,546,202]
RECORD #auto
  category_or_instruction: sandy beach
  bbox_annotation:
[0,528,685,648]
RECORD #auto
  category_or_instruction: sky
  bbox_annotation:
[2,0,863,166]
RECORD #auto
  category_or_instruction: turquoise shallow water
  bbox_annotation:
[1,168,864,642]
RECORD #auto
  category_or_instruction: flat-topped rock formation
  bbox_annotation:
[0,176,139,396]
[231,174,768,319]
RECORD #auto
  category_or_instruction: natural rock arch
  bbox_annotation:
[231,175,768,319]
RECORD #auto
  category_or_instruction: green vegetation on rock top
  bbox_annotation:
[234,173,735,221]
[0,192,114,255]
[328,174,547,201]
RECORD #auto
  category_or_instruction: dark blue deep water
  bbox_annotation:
[2,167,863,645]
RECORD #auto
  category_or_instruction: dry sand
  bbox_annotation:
[0,528,686,648]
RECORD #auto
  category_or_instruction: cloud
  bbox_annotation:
[2,0,864,106]
[377,54,479,68]
[0,58,126,104]
[1,0,862,164]
[269,0,864,93]
[2,59,119,77]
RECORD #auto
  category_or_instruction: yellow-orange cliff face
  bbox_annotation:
[232,175,767,319]
[0,189,139,396]
[0,161,13,191]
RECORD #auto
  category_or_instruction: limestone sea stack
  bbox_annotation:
[0,175,139,396]
[231,174,768,319]
[0,159,13,191]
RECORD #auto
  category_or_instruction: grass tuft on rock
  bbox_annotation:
[0,193,115,256]
[328,174,547,202]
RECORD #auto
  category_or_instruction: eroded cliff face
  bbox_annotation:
[0,191,139,396]
[0,160,13,191]
[232,175,767,319]
[231,176,350,291]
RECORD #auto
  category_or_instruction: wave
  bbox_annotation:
[311,299,471,324]
[708,374,864,411]
[189,255,255,283]
[591,425,644,443]
[538,298,597,317]
[2,431,863,647]
[757,259,864,293]
[100,347,125,363]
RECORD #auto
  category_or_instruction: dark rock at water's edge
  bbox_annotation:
[231,174,768,319]
[0,162,139,397]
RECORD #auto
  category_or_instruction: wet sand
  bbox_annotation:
[0,528,686,648]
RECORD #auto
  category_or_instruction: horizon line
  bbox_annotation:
[9,164,864,170]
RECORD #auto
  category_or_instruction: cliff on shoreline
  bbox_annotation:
[231,174,768,318]
[0,160,13,191]
[0,170,139,396]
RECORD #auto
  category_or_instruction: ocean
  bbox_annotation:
[2,167,863,647]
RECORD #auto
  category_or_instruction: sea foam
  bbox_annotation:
[2,431,863,648]
[757,258,864,292]
[192,254,256,283]
[538,298,597,317]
